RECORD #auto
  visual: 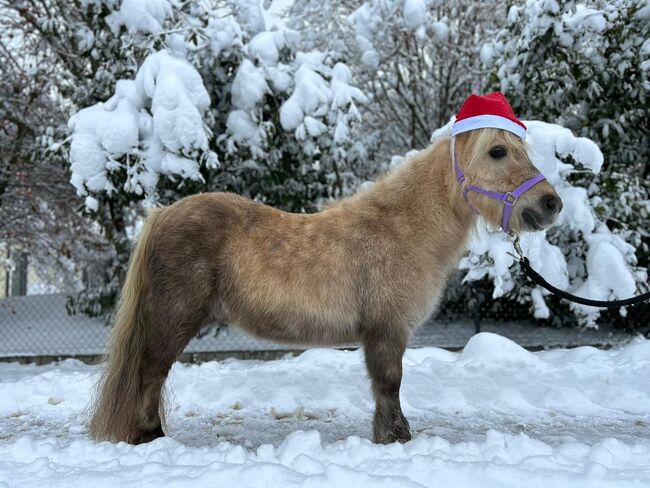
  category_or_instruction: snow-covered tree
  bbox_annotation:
[6,0,647,328]
[290,0,506,161]
[443,122,646,326]
[0,1,112,298]
[67,0,370,313]
[1,0,177,313]
[458,0,650,326]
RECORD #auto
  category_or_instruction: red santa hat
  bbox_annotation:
[451,92,527,140]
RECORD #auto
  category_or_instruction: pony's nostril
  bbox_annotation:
[541,194,562,214]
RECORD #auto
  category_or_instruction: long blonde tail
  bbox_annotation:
[88,210,159,442]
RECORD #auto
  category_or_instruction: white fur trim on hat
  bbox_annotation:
[451,114,526,139]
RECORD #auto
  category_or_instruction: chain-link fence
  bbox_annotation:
[0,290,635,362]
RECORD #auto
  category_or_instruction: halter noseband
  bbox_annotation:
[450,137,546,233]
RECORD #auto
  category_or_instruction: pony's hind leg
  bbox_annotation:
[131,303,208,444]
[362,326,411,444]
[133,360,170,444]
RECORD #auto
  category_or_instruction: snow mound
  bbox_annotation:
[459,332,546,370]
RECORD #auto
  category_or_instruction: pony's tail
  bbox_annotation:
[88,210,159,442]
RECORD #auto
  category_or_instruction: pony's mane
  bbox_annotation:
[340,127,530,212]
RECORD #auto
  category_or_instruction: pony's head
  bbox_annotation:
[453,128,562,233]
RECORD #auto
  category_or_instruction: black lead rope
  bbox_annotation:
[507,233,650,308]
[519,257,650,308]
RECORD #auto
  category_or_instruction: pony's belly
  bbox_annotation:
[225,304,360,346]
[219,273,359,345]
[222,246,360,345]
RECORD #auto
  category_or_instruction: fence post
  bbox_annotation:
[9,250,28,297]
[474,293,483,334]
[3,245,7,298]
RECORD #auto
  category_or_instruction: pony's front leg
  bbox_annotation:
[362,327,411,444]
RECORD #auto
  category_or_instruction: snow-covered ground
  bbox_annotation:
[1,332,649,487]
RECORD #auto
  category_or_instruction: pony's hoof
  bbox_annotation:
[373,418,412,444]
[374,429,412,444]
[132,424,165,445]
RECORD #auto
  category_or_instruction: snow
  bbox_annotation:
[231,0,266,35]
[278,52,366,141]
[280,55,329,131]
[526,121,604,175]
[360,49,380,69]
[557,186,596,234]
[248,30,298,66]
[205,17,243,58]
[226,110,260,143]
[69,50,210,198]
[138,52,211,153]
[349,4,382,70]
[637,3,650,20]
[1,334,650,486]
[231,59,269,111]
[84,196,99,212]
[572,230,640,322]
[563,5,607,32]
[460,226,569,308]
[249,31,282,65]
[431,21,449,42]
[479,43,495,65]
[460,226,520,297]
[106,0,174,35]
[304,116,327,137]
[403,0,427,30]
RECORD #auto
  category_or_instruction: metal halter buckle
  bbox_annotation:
[505,192,518,205]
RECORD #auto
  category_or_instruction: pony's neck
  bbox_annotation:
[362,137,476,258]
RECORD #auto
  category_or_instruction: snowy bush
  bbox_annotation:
[8,0,647,327]
[69,3,369,211]
[290,0,506,162]
[432,121,647,326]
[65,0,370,313]
[69,50,214,211]
[481,0,650,314]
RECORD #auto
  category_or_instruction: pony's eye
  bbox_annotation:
[489,146,507,160]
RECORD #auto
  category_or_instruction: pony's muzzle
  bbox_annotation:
[522,193,563,230]
[541,193,563,215]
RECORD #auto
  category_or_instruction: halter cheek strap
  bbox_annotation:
[450,137,546,233]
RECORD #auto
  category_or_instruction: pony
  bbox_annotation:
[88,128,562,445]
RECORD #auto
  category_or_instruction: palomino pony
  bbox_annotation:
[89,128,562,445]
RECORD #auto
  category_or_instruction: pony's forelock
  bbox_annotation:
[466,128,529,167]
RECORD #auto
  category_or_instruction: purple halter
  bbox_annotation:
[451,138,546,233]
